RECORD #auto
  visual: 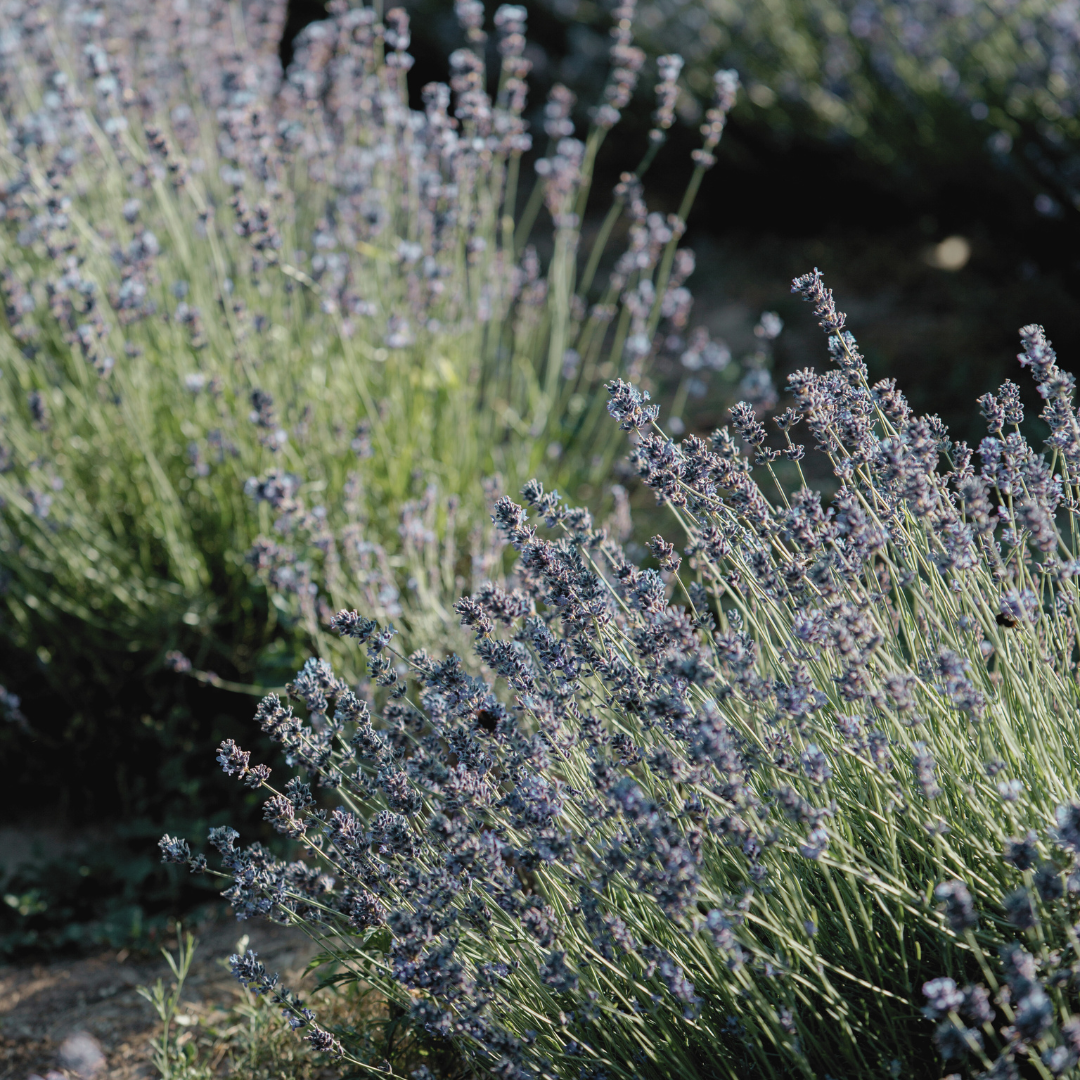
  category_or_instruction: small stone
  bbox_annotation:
[57,1031,106,1078]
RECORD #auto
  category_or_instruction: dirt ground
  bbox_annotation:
[0,917,320,1080]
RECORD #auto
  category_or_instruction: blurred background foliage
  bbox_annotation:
[398,0,1080,441]
[3,0,1080,958]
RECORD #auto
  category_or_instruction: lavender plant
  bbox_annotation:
[0,1,739,754]
[627,0,1080,142]
[162,269,1080,1077]
[466,0,1080,213]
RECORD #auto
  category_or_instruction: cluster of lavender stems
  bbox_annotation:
[163,263,1080,1078]
[0,0,751,689]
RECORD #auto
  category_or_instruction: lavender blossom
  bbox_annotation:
[935,880,978,932]
[158,834,191,864]
[606,380,660,430]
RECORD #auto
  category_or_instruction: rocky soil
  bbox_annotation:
[0,917,319,1080]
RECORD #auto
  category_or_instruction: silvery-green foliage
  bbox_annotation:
[167,270,1080,1077]
[0,0,737,681]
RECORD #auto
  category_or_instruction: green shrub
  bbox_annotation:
[168,271,1080,1078]
[0,0,742,826]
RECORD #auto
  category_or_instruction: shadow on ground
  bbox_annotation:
[0,915,318,1080]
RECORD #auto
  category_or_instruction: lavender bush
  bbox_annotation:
[625,0,1080,147]
[164,269,1080,1078]
[456,0,1080,213]
[0,1,745,740]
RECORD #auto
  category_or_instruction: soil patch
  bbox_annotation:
[0,916,318,1080]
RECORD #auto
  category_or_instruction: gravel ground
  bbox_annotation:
[0,917,319,1080]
